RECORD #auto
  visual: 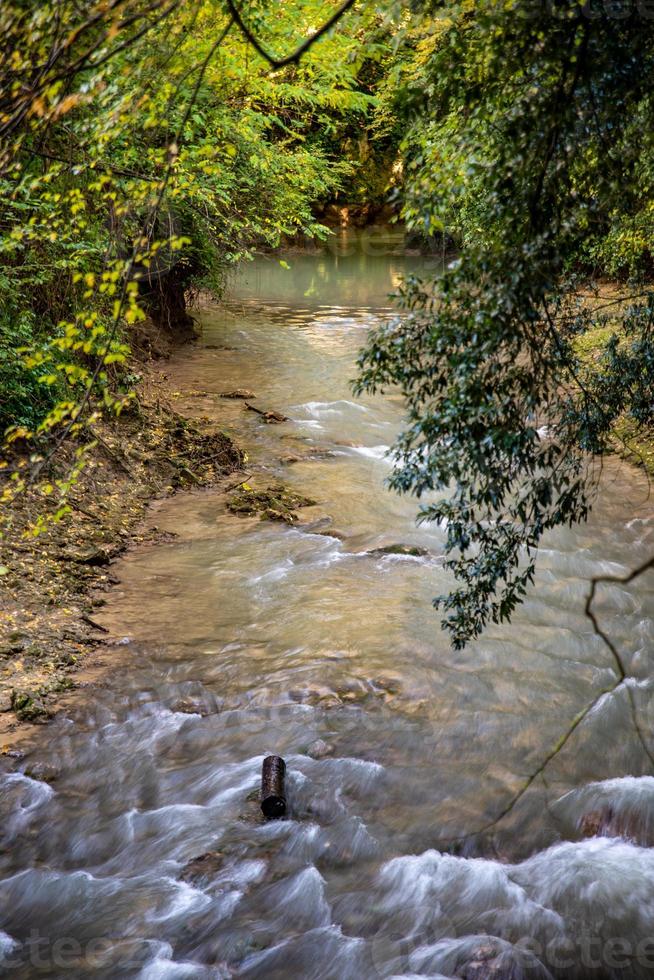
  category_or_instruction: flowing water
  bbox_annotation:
[2,229,654,979]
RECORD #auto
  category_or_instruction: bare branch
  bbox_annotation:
[434,676,622,848]
[585,553,654,677]
[225,0,358,69]
[585,553,654,768]
[432,553,654,848]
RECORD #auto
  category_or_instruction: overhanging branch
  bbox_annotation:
[225,0,358,68]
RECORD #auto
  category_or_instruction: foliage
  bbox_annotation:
[357,0,654,647]
[0,307,62,435]
[0,0,388,529]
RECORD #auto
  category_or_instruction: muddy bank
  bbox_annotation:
[0,350,244,752]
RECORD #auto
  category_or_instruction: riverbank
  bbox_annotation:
[1,270,652,757]
[0,336,244,753]
[574,282,654,477]
[577,330,654,476]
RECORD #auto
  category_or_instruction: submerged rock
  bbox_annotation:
[240,788,267,824]
[170,697,210,717]
[370,675,401,695]
[227,483,316,524]
[368,543,431,558]
[296,515,334,533]
[22,761,60,783]
[220,389,256,399]
[289,684,341,707]
[180,850,224,883]
[406,933,551,980]
[460,942,522,979]
[307,739,335,759]
[314,529,346,541]
[555,776,654,847]
[578,806,652,846]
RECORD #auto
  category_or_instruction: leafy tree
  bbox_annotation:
[0,0,381,525]
[357,0,654,647]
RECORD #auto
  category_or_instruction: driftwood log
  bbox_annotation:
[261,755,286,819]
[245,402,289,423]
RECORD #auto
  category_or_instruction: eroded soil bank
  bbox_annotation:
[0,332,245,753]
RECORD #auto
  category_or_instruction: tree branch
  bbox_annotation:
[28,16,235,483]
[225,0,358,69]
[432,553,654,848]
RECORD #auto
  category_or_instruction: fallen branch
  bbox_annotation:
[585,554,654,674]
[586,554,654,769]
[80,614,109,633]
[244,402,289,423]
[433,676,623,848]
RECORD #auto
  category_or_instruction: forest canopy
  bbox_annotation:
[2,0,654,644]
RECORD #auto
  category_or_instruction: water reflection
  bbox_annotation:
[230,224,442,310]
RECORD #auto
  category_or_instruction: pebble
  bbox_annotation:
[308,739,335,759]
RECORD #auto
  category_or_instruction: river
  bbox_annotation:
[1,229,653,978]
